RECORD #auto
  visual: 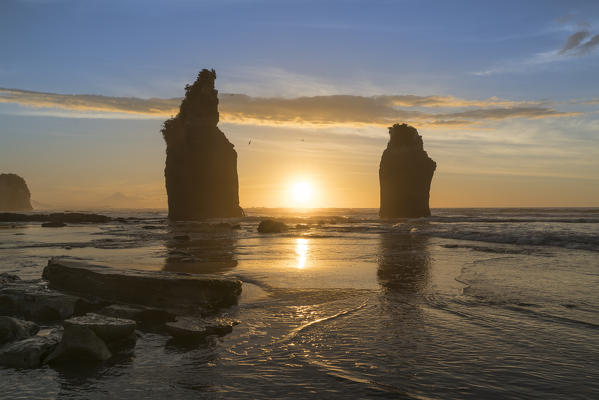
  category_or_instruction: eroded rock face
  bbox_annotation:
[0,173,33,211]
[379,124,436,218]
[162,69,243,220]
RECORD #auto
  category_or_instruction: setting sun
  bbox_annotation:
[291,181,313,206]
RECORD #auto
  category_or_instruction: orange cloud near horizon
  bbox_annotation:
[0,88,582,129]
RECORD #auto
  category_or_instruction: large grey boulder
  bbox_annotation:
[163,69,244,220]
[0,329,61,368]
[0,316,39,345]
[47,324,112,363]
[43,258,242,312]
[379,123,436,218]
[47,313,136,363]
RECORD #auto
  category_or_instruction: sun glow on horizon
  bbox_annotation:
[290,181,314,207]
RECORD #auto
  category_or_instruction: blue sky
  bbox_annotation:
[1,0,599,207]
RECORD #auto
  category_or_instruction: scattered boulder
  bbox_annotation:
[257,219,288,233]
[41,221,66,228]
[379,124,436,218]
[43,258,242,312]
[0,316,39,345]
[0,328,62,368]
[166,316,238,339]
[47,313,136,363]
[0,173,33,211]
[47,324,111,363]
[163,69,244,220]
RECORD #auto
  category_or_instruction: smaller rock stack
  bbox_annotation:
[379,124,436,218]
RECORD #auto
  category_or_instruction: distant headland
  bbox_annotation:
[0,173,33,212]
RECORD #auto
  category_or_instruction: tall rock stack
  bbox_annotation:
[162,69,243,220]
[0,173,33,211]
[379,124,436,218]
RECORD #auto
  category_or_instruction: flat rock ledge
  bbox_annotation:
[43,258,242,312]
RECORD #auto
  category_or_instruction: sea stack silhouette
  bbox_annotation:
[379,123,436,218]
[162,69,243,220]
[0,173,33,211]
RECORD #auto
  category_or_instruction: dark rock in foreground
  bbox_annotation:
[0,316,39,345]
[0,328,62,368]
[43,259,242,312]
[0,212,111,223]
[0,173,33,211]
[47,313,136,363]
[166,316,238,339]
[163,69,244,220]
[379,124,436,218]
[258,219,288,233]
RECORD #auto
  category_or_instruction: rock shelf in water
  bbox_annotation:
[43,258,242,312]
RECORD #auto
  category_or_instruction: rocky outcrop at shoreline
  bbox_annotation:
[0,173,33,211]
[163,69,244,220]
[0,260,243,368]
[0,212,111,223]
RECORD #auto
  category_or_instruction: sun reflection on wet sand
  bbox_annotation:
[295,238,309,269]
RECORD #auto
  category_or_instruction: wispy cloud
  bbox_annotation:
[0,87,581,128]
[0,88,179,116]
[475,26,599,76]
[560,30,599,54]
[559,30,590,53]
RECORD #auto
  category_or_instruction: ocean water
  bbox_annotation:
[1,208,598,399]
